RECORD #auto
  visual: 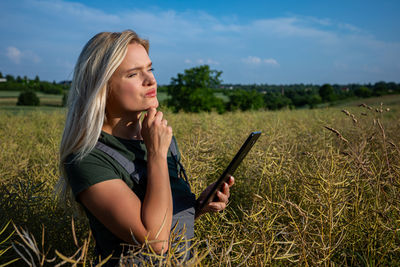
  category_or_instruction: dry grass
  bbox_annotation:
[0,102,399,266]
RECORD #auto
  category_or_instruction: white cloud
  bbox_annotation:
[212,24,242,32]
[243,56,278,66]
[25,51,41,63]
[243,56,261,64]
[264,58,279,66]
[338,23,363,33]
[6,47,22,64]
[6,46,41,64]
[206,59,219,65]
[185,58,219,65]
[2,0,400,83]
[28,0,120,24]
[249,17,340,45]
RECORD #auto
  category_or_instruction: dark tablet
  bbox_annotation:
[196,131,262,212]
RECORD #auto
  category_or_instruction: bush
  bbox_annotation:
[62,91,68,107]
[17,90,40,106]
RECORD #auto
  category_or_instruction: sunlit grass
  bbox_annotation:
[0,100,399,266]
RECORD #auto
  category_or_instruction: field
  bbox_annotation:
[0,90,170,107]
[0,96,399,266]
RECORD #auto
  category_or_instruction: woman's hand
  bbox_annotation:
[141,108,172,158]
[195,176,235,219]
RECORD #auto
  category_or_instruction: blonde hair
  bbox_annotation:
[55,30,149,214]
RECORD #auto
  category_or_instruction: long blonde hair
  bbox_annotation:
[55,30,149,213]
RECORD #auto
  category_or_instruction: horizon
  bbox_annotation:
[3,73,398,88]
[1,0,399,85]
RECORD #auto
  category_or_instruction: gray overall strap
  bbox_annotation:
[95,141,141,184]
[170,137,190,187]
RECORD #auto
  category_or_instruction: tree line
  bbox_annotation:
[2,67,400,111]
[0,72,68,95]
[162,65,400,113]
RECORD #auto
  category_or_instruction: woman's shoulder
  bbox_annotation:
[64,148,124,200]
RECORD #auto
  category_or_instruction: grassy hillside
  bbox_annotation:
[0,99,399,266]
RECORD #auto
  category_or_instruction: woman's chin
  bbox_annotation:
[148,99,159,109]
[132,99,158,112]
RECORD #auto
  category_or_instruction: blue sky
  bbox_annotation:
[1,0,399,85]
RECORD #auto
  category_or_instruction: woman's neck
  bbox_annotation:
[102,111,143,140]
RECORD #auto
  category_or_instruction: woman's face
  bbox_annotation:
[107,43,158,116]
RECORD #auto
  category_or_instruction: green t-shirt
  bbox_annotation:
[64,131,194,263]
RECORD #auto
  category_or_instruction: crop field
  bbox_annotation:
[0,96,399,266]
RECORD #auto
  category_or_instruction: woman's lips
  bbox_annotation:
[145,89,157,97]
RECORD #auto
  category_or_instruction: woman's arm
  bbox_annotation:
[78,177,171,254]
[141,152,172,249]
[78,108,173,254]
[140,108,173,249]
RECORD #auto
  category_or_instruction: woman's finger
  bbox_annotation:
[227,176,235,187]
[217,190,229,204]
[154,110,163,124]
[221,182,230,198]
[208,201,226,212]
[147,108,157,119]
[143,108,157,126]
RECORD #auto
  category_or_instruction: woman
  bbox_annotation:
[56,30,234,265]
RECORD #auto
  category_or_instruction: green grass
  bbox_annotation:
[335,94,400,107]
[316,94,400,109]
[0,91,21,98]
[0,97,399,266]
[0,90,63,107]
[0,90,63,98]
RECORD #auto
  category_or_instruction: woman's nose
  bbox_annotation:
[143,72,156,86]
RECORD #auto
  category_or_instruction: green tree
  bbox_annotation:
[354,86,372,98]
[319,84,335,102]
[17,90,40,106]
[373,81,387,96]
[227,89,264,111]
[0,72,3,78]
[167,65,223,112]
[264,92,292,110]
[38,82,63,94]
[34,75,40,83]
[386,82,398,93]
[307,94,322,109]
[5,74,14,82]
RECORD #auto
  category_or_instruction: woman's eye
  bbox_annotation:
[128,73,137,78]
[148,68,154,72]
